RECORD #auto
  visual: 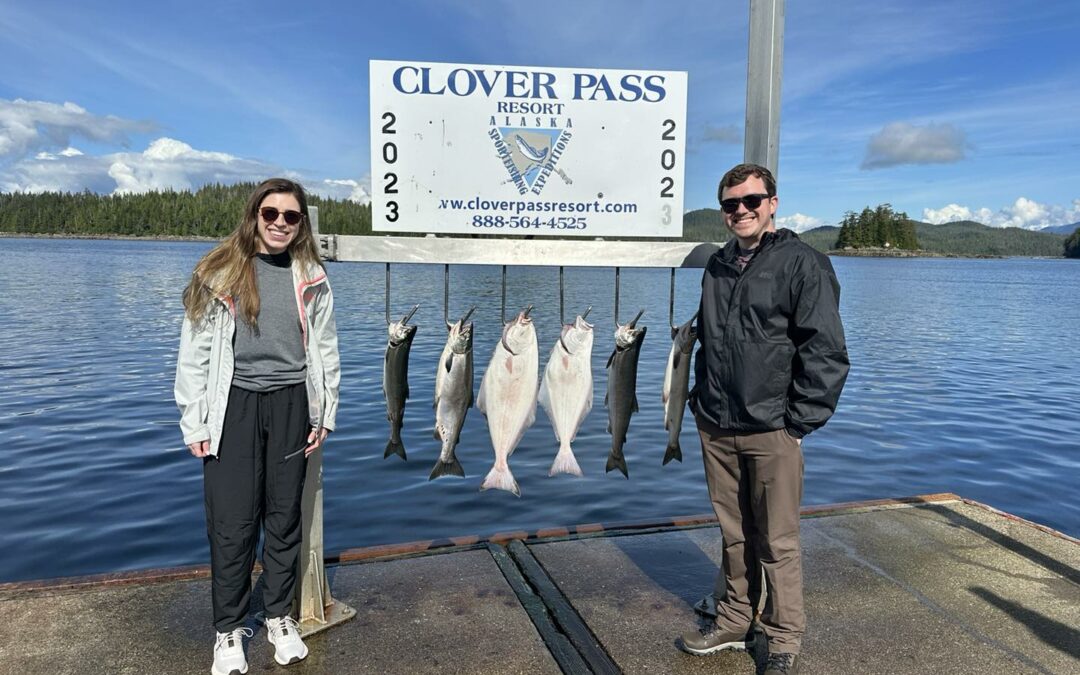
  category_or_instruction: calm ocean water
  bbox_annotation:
[0,237,1077,583]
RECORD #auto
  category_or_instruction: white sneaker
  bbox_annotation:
[212,627,252,675]
[265,615,308,665]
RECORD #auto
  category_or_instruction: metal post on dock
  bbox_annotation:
[297,205,356,635]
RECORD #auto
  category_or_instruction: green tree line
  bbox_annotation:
[835,204,918,250]
[0,183,373,236]
[1065,227,1080,258]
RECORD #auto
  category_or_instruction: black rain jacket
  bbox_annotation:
[690,228,850,437]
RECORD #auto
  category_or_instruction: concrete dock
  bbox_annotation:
[1,494,1076,674]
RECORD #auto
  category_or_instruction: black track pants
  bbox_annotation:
[203,383,309,632]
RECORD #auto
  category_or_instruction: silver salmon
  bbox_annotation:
[383,305,418,461]
[605,310,646,478]
[477,308,538,497]
[662,312,698,465]
[538,312,594,477]
[430,308,476,480]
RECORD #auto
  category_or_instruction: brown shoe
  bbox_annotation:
[679,624,755,655]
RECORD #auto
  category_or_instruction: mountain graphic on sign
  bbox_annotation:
[497,128,564,189]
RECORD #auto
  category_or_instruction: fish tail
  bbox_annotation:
[605,451,629,478]
[549,444,583,477]
[429,456,465,480]
[383,438,407,461]
[662,440,683,465]
[480,463,521,497]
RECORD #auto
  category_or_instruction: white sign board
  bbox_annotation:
[369,60,687,238]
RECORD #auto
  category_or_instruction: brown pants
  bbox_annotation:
[697,416,805,654]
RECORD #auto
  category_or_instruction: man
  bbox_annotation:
[680,163,849,675]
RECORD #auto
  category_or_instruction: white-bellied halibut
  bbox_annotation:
[605,310,646,478]
[538,310,594,477]
[662,312,698,465]
[477,308,538,497]
[430,308,476,480]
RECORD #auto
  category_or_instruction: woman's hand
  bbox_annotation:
[304,427,330,457]
[188,440,210,457]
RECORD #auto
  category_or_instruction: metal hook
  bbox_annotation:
[384,262,391,325]
[501,264,507,325]
[614,267,620,327]
[559,266,565,326]
[669,267,676,330]
[443,263,450,328]
[385,262,419,326]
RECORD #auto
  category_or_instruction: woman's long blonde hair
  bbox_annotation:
[182,178,324,327]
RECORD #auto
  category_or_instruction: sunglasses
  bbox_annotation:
[259,207,304,226]
[719,193,772,214]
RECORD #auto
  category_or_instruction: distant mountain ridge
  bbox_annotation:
[1039,222,1080,235]
[683,209,1068,257]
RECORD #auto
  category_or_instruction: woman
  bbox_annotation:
[175,178,340,675]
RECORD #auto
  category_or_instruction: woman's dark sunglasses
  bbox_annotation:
[720,193,771,214]
[259,207,304,226]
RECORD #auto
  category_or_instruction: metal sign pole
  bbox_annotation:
[745,0,785,177]
[297,205,356,635]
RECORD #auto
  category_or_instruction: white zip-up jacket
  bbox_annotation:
[174,260,340,457]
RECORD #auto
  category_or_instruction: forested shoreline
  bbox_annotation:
[2,187,1076,257]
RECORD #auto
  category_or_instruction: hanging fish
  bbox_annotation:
[538,310,594,477]
[477,307,538,497]
[605,310,646,478]
[430,307,476,480]
[662,312,698,465]
[382,305,418,461]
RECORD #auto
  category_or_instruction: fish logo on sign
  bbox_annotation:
[489,127,571,196]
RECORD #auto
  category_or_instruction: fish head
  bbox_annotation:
[614,309,646,350]
[559,314,594,355]
[448,318,474,354]
[388,319,417,346]
[674,314,698,354]
[501,310,535,355]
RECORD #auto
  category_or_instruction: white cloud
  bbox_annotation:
[861,122,966,169]
[1,135,371,209]
[777,213,825,233]
[0,98,156,160]
[923,197,1080,230]
[314,178,371,204]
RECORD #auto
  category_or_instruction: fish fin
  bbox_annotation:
[605,349,616,369]
[433,425,442,441]
[549,445,583,477]
[384,439,407,461]
[605,452,629,478]
[404,385,410,400]
[444,353,454,373]
[662,441,683,466]
[672,350,682,371]
[480,464,521,497]
[631,396,639,414]
[429,456,465,480]
[603,390,609,408]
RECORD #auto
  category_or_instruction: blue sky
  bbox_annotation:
[2,0,1078,230]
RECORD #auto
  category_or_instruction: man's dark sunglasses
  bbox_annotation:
[720,193,771,214]
[259,207,304,226]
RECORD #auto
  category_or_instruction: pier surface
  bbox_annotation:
[2,494,1076,674]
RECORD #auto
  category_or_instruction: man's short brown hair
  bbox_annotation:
[717,163,776,201]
